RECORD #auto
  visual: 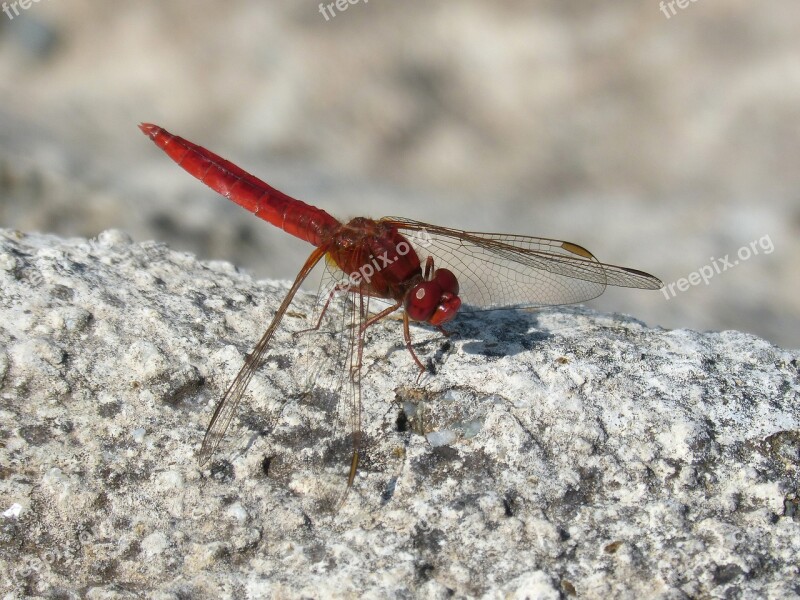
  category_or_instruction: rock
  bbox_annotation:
[0,228,798,598]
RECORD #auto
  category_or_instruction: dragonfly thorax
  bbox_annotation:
[328,218,424,301]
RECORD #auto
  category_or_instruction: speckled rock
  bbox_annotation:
[0,228,798,599]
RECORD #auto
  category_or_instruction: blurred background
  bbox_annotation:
[0,1,797,348]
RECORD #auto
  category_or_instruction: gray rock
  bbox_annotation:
[0,228,798,599]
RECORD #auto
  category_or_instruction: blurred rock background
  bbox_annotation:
[0,0,797,348]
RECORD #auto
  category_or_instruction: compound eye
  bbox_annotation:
[433,268,459,296]
[404,281,440,322]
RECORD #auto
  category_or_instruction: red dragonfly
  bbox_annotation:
[140,123,662,501]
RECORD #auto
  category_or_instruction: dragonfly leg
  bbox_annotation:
[293,282,351,336]
[360,300,403,332]
[422,255,435,280]
[347,299,403,381]
[403,311,427,377]
[349,295,369,381]
[435,325,453,337]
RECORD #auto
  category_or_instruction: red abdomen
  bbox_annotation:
[140,124,340,247]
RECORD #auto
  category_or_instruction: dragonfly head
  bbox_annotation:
[404,268,461,325]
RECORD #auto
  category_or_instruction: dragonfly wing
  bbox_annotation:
[294,259,370,510]
[383,217,662,311]
[198,246,328,465]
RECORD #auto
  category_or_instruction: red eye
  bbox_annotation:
[404,281,440,322]
[433,269,459,296]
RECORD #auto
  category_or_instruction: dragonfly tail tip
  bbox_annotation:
[138,122,160,138]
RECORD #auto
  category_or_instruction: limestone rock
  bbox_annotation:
[0,229,798,598]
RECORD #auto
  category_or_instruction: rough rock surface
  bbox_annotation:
[0,228,798,599]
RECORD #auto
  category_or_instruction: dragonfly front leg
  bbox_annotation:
[347,299,404,381]
[435,324,454,337]
[422,255,435,280]
[402,311,427,378]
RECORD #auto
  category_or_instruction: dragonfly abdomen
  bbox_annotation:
[139,123,340,247]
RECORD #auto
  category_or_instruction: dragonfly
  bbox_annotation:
[139,123,662,504]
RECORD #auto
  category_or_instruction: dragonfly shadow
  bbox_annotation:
[455,307,555,359]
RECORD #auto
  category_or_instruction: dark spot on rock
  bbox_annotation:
[93,492,109,510]
[458,449,495,482]
[70,261,88,274]
[89,558,118,580]
[412,524,444,555]
[503,490,520,517]
[268,354,292,370]
[381,477,397,503]
[56,420,74,434]
[503,496,513,517]
[305,543,332,567]
[210,460,235,483]
[120,540,140,560]
[97,466,123,490]
[168,375,205,405]
[396,409,409,432]
[762,430,800,465]
[415,561,435,583]
[713,563,743,585]
[164,588,197,600]
[101,292,125,308]
[552,467,601,520]
[784,494,799,520]
[261,455,272,476]
[50,284,74,301]
[432,446,459,461]
[18,424,50,445]
[411,445,460,480]
[97,402,121,418]
[0,519,22,552]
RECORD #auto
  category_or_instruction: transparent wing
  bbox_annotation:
[198,246,327,465]
[293,258,371,509]
[383,217,662,311]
